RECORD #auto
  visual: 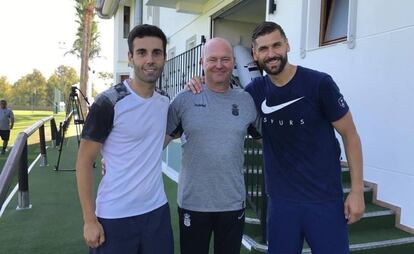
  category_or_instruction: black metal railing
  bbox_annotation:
[159,36,206,98]
[0,116,58,211]
[244,137,267,243]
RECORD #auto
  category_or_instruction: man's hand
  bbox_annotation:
[344,190,365,224]
[84,220,105,248]
[186,76,204,93]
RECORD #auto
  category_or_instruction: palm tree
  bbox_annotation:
[68,0,100,116]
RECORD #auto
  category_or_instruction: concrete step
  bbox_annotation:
[243,226,414,253]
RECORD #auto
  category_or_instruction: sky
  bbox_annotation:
[0,0,114,86]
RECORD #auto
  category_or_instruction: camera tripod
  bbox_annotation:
[54,86,89,171]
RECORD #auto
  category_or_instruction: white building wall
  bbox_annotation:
[110,0,414,228]
[213,19,257,48]
[160,10,209,55]
[152,0,237,55]
[269,0,414,228]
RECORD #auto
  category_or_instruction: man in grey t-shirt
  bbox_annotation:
[165,38,261,254]
[0,99,14,155]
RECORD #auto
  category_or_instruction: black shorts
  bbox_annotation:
[0,130,10,141]
[178,207,245,254]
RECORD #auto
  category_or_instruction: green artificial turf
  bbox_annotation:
[1,113,413,253]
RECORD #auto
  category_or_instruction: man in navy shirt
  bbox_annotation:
[188,21,364,254]
[244,21,364,254]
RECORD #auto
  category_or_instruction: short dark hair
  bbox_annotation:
[0,99,6,104]
[127,24,167,56]
[252,21,287,45]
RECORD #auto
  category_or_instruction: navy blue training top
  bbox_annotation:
[245,66,349,202]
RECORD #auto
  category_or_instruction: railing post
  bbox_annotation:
[50,118,58,148]
[17,140,31,210]
[39,124,48,167]
[261,174,267,243]
[56,122,63,147]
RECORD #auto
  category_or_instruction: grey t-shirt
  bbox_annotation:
[0,108,14,130]
[167,85,257,212]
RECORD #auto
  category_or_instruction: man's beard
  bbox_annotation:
[258,55,288,75]
[134,66,163,84]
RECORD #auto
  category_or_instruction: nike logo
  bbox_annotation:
[261,97,304,114]
[238,211,245,220]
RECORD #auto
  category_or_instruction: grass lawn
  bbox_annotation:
[7,110,66,145]
[0,110,68,202]
[0,110,66,171]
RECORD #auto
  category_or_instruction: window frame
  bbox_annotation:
[123,6,131,39]
[319,0,349,46]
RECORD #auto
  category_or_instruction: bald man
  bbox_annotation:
[164,38,261,254]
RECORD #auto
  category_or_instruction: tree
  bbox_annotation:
[10,70,48,108]
[0,76,12,101]
[98,71,113,87]
[68,0,100,116]
[47,65,80,112]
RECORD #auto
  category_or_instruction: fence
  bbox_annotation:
[0,116,58,211]
[244,137,267,243]
[8,105,55,111]
[158,36,206,98]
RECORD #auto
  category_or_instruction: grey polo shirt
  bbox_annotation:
[167,85,257,212]
[0,108,14,130]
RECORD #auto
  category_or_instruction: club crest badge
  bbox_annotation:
[183,213,191,227]
[232,104,239,116]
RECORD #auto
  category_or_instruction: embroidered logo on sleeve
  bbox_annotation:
[338,96,346,108]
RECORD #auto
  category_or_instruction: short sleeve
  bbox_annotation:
[81,96,114,144]
[319,75,349,122]
[166,95,182,136]
[244,79,257,100]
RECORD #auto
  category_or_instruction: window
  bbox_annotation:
[147,6,153,19]
[186,35,197,50]
[123,6,131,39]
[168,47,176,60]
[152,6,160,27]
[320,0,349,46]
[146,6,160,26]
[120,75,129,82]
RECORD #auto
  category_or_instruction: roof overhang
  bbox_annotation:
[96,0,121,19]
[146,0,208,14]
